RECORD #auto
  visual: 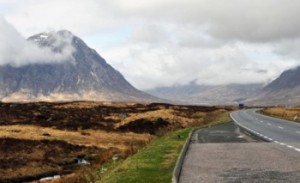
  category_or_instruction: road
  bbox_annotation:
[231,109,300,151]
[179,110,300,182]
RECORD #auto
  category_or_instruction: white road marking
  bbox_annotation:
[260,121,264,123]
[230,112,300,153]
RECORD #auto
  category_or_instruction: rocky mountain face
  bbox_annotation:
[0,30,157,102]
[249,66,300,106]
[146,83,263,105]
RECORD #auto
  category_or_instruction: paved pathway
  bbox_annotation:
[179,122,300,182]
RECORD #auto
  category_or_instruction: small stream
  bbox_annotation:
[20,158,91,183]
[37,175,61,182]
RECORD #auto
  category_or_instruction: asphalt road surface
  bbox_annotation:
[231,109,300,151]
[179,113,300,183]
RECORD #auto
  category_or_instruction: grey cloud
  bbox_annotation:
[112,0,300,43]
[129,24,170,44]
[274,39,300,60]
[204,1,300,43]
[3,0,300,90]
[255,69,268,74]
[8,0,300,44]
[9,0,300,43]
[175,25,224,48]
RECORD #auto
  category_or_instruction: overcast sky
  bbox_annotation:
[1,0,300,90]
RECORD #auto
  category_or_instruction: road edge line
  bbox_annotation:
[231,111,300,154]
[230,112,271,142]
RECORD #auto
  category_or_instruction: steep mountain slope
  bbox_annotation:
[250,66,300,105]
[0,30,157,102]
[264,66,300,91]
[147,83,263,105]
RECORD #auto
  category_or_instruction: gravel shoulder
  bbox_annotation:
[192,122,264,144]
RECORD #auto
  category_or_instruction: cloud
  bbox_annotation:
[7,0,300,42]
[129,24,170,45]
[102,41,296,90]
[2,0,300,89]
[3,0,123,36]
[0,16,74,66]
[115,0,300,43]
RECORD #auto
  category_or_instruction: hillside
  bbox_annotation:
[0,30,157,102]
[147,83,263,105]
[249,66,300,106]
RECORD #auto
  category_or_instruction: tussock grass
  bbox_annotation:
[261,107,300,123]
[204,110,232,127]
[0,125,152,151]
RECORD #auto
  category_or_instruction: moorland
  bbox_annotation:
[0,101,232,182]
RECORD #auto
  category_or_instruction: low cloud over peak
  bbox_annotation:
[0,16,74,67]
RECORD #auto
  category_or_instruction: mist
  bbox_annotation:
[0,16,74,67]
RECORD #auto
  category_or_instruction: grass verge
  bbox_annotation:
[94,111,231,183]
[97,127,192,183]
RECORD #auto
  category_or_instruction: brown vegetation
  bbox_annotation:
[0,101,232,182]
[0,138,114,182]
[261,107,300,122]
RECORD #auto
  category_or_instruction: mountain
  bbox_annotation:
[0,30,158,102]
[146,83,263,105]
[249,66,300,106]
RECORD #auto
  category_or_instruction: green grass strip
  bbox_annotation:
[96,111,232,183]
[98,128,193,183]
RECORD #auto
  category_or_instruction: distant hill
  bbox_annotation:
[249,66,300,106]
[0,30,158,102]
[146,83,263,105]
